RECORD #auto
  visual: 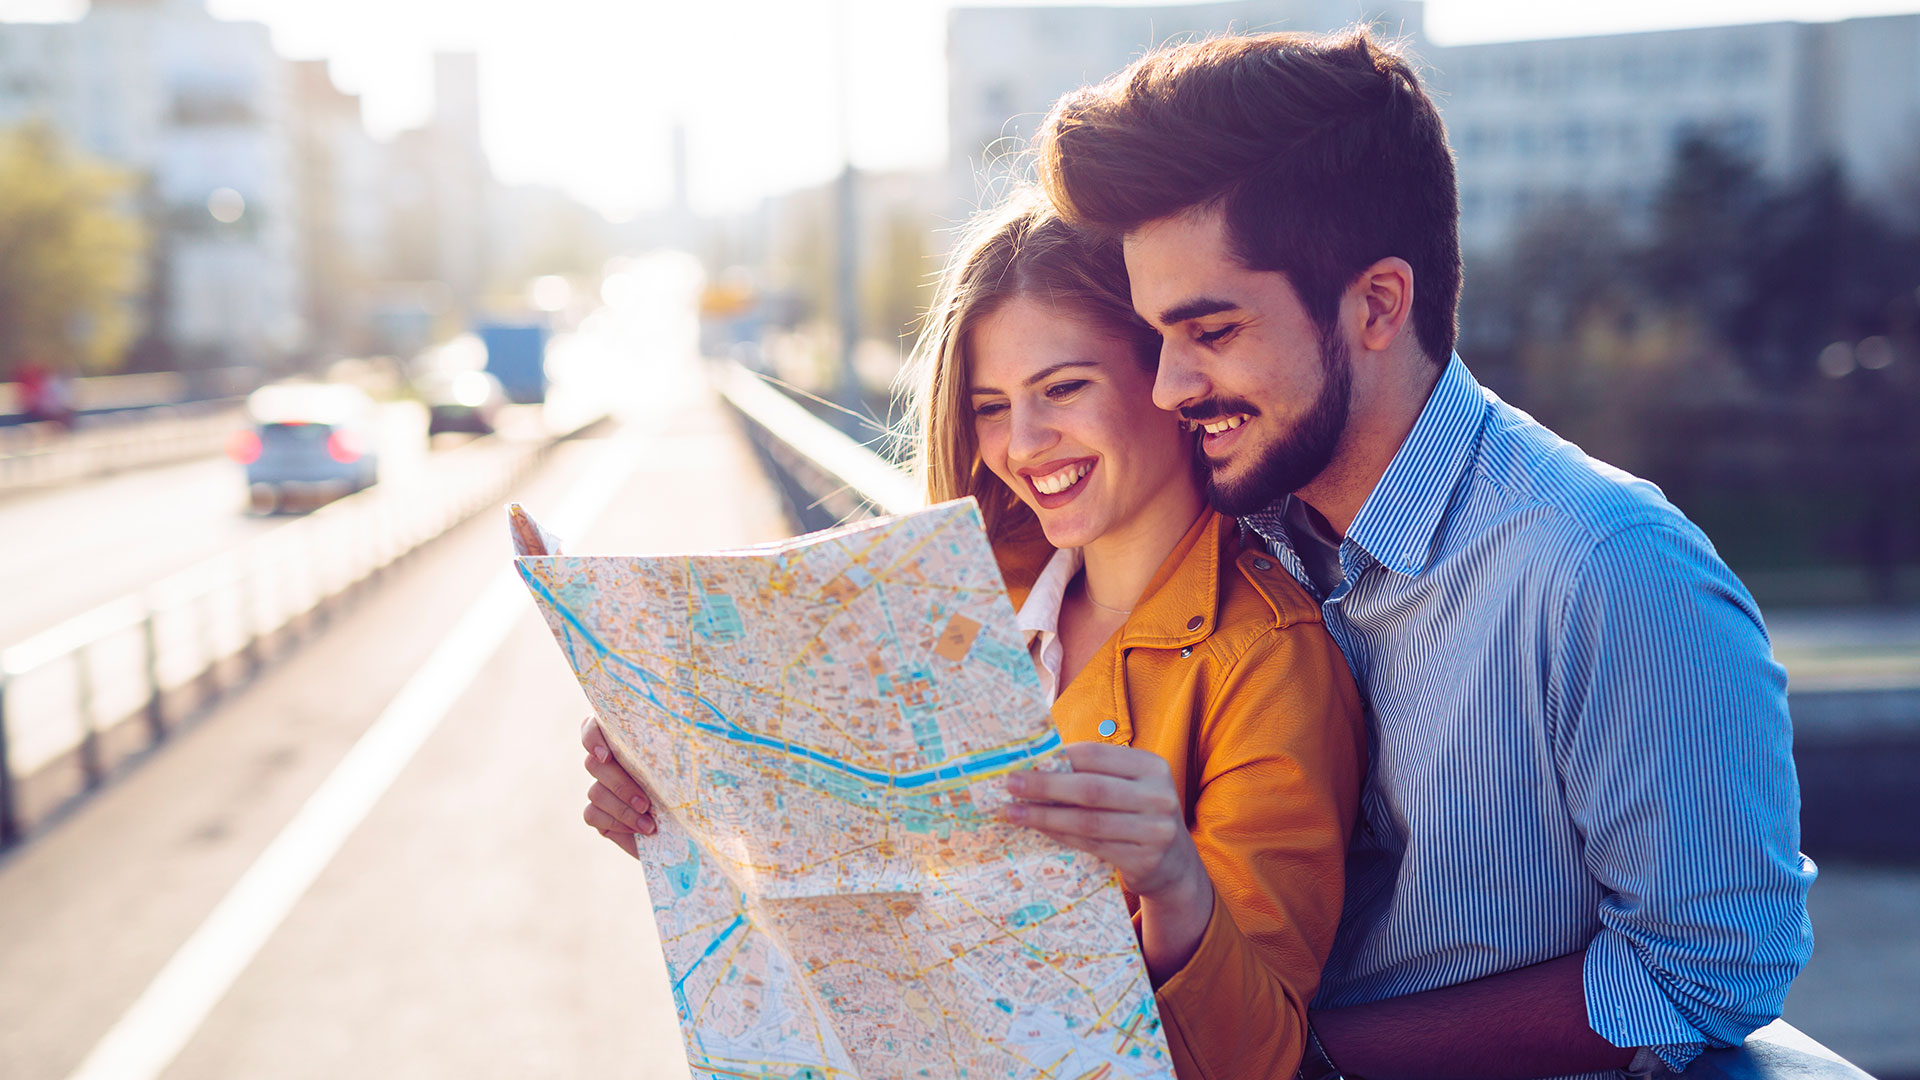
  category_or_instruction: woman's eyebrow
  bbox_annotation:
[970,359,1103,396]
[1021,359,1101,386]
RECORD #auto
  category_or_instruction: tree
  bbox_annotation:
[0,124,146,378]
[1641,133,1768,348]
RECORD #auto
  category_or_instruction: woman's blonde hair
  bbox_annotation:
[898,190,1159,545]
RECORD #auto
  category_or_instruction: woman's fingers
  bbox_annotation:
[588,817,641,860]
[1005,799,1178,845]
[582,750,650,810]
[1060,741,1169,779]
[1006,769,1178,816]
[581,714,609,757]
[588,780,657,835]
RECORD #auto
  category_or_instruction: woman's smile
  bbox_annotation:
[1023,457,1098,507]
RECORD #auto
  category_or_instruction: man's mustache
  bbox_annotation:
[1179,399,1263,426]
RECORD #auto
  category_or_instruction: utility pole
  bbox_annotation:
[831,0,861,408]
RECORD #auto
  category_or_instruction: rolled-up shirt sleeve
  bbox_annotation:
[1551,522,1817,1070]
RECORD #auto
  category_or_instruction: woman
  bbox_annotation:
[582,193,1365,1079]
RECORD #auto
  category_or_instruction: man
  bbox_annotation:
[1033,28,1814,1080]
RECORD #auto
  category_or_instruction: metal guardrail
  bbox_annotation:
[708,357,1876,1080]
[0,400,247,493]
[709,359,919,524]
[0,421,585,848]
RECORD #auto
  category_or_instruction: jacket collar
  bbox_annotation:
[1117,508,1221,649]
[1342,353,1487,578]
[998,509,1222,650]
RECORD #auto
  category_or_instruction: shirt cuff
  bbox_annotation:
[1583,931,1711,1056]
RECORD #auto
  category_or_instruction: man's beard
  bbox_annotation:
[1186,328,1352,517]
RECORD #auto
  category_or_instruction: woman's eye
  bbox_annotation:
[973,401,1007,418]
[1197,324,1237,345]
[1045,380,1088,399]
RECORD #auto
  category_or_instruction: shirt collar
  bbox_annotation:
[1342,353,1487,578]
[1013,545,1083,645]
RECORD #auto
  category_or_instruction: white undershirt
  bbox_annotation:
[1012,546,1084,705]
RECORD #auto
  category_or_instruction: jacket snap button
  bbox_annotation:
[1185,615,1203,631]
[1180,646,1193,658]
[1097,719,1118,738]
[1254,558,1273,571]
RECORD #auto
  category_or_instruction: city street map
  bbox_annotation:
[511,499,1172,1080]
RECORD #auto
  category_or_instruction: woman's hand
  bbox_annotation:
[1002,742,1215,983]
[581,715,657,859]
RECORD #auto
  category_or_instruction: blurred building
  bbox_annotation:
[947,3,1920,255]
[946,0,1427,216]
[0,0,304,368]
[0,2,505,371]
[291,59,389,359]
[1432,15,1920,252]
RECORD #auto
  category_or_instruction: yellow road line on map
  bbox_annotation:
[687,922,759,1031]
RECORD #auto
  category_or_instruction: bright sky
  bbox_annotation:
[3,0,1918,217]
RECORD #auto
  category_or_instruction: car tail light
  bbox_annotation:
[326,429,362,463]
[228,429,262,464]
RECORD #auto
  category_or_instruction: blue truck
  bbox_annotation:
[478,322,549,404]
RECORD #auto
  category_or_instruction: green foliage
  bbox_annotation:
[0,123,146,378]
[1459,135,1920,602]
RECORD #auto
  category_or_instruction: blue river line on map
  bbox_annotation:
[519,566,1062,791]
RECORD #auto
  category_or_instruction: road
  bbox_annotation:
[0,348,787,1079]
[0,402,433,653]
[0,455,276,650]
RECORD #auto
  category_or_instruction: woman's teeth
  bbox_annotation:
[1033,462,1092,495]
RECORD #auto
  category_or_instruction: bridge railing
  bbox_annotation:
[0,367,262,492]
[0,416,600,848]
[709,356,1876,1080]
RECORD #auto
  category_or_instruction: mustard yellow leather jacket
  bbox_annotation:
[999,509,1366,1080]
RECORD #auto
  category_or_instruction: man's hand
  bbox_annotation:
[580,715,656,859]
[1002,742,1214,983]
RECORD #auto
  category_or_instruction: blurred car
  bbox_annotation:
[419,369,506,435]
[229,382,381,513]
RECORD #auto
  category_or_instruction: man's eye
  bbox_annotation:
[1196,324,1237,345]
[1046,380,1088,399]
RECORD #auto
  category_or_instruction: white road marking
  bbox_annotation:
[68,429,642,1080]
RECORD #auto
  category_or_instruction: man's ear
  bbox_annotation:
[1350,257,1415,353]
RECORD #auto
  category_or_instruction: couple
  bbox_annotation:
[581,29,1814,1080]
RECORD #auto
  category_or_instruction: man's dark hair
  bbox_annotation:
[1036,28,1462,364]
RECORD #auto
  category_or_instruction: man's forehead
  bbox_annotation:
[1123,212,1256,319]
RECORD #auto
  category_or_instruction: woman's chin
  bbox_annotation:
[1034,510,1097,551]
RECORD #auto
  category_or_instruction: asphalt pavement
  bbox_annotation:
[0,355,787,1079]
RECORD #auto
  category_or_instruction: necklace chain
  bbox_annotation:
[1080,587,1134,617]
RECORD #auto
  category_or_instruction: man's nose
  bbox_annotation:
[1153,339,1210,413]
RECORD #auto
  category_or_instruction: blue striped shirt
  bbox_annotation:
[1244,356,1816,1075]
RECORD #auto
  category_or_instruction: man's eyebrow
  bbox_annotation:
[1156,297,1240,326]
[969,359,1101,395]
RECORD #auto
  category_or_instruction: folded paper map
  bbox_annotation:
[511,498,1172,1079]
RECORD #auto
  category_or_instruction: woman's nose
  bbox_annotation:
[1006,402,1058,462]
